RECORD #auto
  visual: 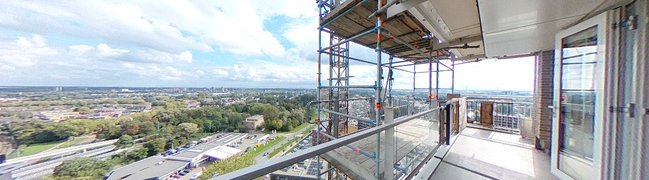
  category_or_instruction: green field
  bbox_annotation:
[301,125,315,135]
[9,140,65,159]
[57,137,90,149]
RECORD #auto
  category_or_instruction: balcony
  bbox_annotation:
[215,97,553,180]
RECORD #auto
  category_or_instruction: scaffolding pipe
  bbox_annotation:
[321,109,375,124]
[217,105,448,180]
[305,98,371,123]
[429,51,432,108]
[320,0,370,28]
[320,51,414,73]
[417,70,450,73]
[320,85,376,89]
[379,28,430,59]
[383,59,415,65]
[451,58,455,94]
[319,28,376,52]
[328,34,334,137]
[374,1,383,177]
[436,50,440,100]
[316,16,323,180]
[367,0,398,18]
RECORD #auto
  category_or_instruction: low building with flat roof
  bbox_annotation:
[106,133,247,180]
[244,115,264,130]
[106,157,188,180]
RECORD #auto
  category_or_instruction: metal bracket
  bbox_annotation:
[613,15,637,30]
[609,106,626,113]
[609,104,637,118]
[628,103,636,118]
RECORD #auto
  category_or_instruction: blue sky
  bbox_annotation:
[0,1,534,90]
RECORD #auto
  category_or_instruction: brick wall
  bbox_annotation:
[532,50,554,152]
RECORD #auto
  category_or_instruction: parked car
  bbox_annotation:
[190,171,203,180]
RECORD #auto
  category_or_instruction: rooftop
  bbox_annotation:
[106,157,188,180]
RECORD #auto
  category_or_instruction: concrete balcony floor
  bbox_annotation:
[417,128,556,180]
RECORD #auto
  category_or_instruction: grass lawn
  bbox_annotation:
[285,134,310,156]
[268,137,299,159]
[57,137,89,149]
[300,125,315,135]
[9,140,65,159]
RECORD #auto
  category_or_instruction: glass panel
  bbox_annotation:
[559,25,598,170]
[561,64,596,90]
[559,91,596,159]
[393,109,439,179]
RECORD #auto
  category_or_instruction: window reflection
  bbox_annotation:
[559,25,598,161]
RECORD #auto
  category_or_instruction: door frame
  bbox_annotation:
[551,12,611,180]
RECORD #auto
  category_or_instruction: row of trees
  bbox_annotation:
[1,93,315,147]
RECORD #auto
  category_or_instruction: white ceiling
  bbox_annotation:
[407,0,484,59]
[478,0,626,58]
[405,0,627,59]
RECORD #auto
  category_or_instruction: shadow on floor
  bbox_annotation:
[430,128,557,180]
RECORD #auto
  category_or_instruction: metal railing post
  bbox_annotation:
[445,104,451,145]
[383,106,395,180]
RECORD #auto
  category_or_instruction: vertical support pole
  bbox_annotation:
[452,58,455,94]
[388,56,393,106]
[383,106,395,180]
[412,63,416,113]
[328,34,334,136]
[429,56,432,109]
[436,50,440,100]
[374,0,383,178]
[445,104,451,145]
[316,17,323,180]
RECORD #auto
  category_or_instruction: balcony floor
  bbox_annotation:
[422,128,556,180]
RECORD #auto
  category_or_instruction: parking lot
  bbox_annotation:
[107,133,247,180]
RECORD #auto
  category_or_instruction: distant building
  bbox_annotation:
[244,115,264,130]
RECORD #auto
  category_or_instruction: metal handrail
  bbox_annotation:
[215,105,448,180]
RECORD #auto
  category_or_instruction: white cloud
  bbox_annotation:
[0,34,57,70]
[0,0,317,59]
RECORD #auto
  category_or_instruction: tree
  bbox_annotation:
[262,105,280,122]
[139,121,156,135]
[127,147,149,161]
[177,123,199,137]
[123,123,140,136]
[143,138,166,156]
[77,107,93,114]
[50,123,80,139]
[97,124,121,139]
[115,135,134,148]
[53,158,111,179]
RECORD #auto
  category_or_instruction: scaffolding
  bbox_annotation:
[314,0,458,179]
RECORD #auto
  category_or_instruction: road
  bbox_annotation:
[11,145,116,180]
[0,139,117,168]
[253,124,314,164]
